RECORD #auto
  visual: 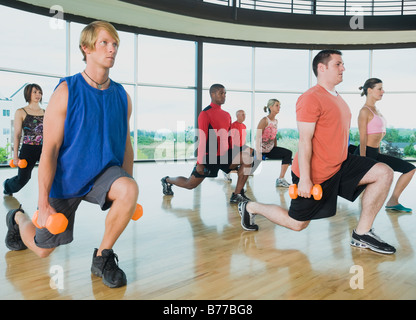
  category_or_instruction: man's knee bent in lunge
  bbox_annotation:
[291,219,310,232]
[359,162,394,187]
[232,147,259,176]
[108,177,139,218]
[183,177,203,190]
[36,247,55,259]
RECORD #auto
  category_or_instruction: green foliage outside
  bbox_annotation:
[0,143,11,164]
[349,127,416,159]
[136,128,195,160]
[134,127,416,161]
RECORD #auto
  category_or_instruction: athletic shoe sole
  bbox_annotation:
[350,239,394,255]
[161,177,174,196]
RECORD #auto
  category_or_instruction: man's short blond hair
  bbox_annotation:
[79,21,120,62]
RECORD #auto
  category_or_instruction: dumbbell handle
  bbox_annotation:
[9,159,27,169]
[289,184,322,200]
[32,210,68,235]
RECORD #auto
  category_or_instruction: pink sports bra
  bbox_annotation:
[366,106,386,135]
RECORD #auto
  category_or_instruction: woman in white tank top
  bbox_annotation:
[256,99,293,188]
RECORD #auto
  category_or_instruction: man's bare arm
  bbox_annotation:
[296,121,316,198]
[37,82,68,226]
[122,93,134,176]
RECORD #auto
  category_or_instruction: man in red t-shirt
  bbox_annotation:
[161,84,255,203]
[238,50,396,254]
[224,110,247,182]
[230,110,247,147]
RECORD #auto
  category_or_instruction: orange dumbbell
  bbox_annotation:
[131,203,143,221]
[9,159,27,169]
[32,210,68,235]
[289,184,323,200]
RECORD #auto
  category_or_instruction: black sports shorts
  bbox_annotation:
[192,145,249,178]
[288,153,377,221]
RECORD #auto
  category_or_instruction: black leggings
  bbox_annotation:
[263,146,292,165]
[354,145,415,174]
[4,144,42,194]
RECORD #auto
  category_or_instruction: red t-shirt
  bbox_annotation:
[230,121,246,147]
[292,85,351,184]
[197,103,232,164]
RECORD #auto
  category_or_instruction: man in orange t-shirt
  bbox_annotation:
[291,85,351,185]
[238,50,396,254]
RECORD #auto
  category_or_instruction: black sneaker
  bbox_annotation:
[3,180,12,196]
[230,193,244,203]
[161,176,174,195]
[350,229,396,255]
[240,189,252,201]
[5,206,27,251]
[230,190,251,203]
[91,248,127,288]
[238,201,258,231]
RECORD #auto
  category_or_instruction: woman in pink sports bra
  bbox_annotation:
[356,78,415,212]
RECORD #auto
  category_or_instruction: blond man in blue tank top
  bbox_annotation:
[5,21,138,288]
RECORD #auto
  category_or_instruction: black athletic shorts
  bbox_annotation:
[192,145,249,178]
[288,153,377,221]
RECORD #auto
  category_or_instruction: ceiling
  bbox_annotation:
[3,0,416,49]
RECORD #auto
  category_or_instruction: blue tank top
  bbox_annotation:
[50,73,128,198]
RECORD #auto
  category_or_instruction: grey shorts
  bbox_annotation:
[34,166,133,249]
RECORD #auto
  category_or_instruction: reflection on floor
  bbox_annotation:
[0,160,415,299]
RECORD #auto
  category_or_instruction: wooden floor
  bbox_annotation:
[1,160,415,300]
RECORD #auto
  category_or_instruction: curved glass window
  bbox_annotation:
[0,4,415,164]
[204,0,416,15]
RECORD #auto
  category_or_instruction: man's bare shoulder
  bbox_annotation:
[47,81,68,112]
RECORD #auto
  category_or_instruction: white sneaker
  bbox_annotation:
[276,178,290,188]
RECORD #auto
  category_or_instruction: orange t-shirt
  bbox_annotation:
[292,85,351,184]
